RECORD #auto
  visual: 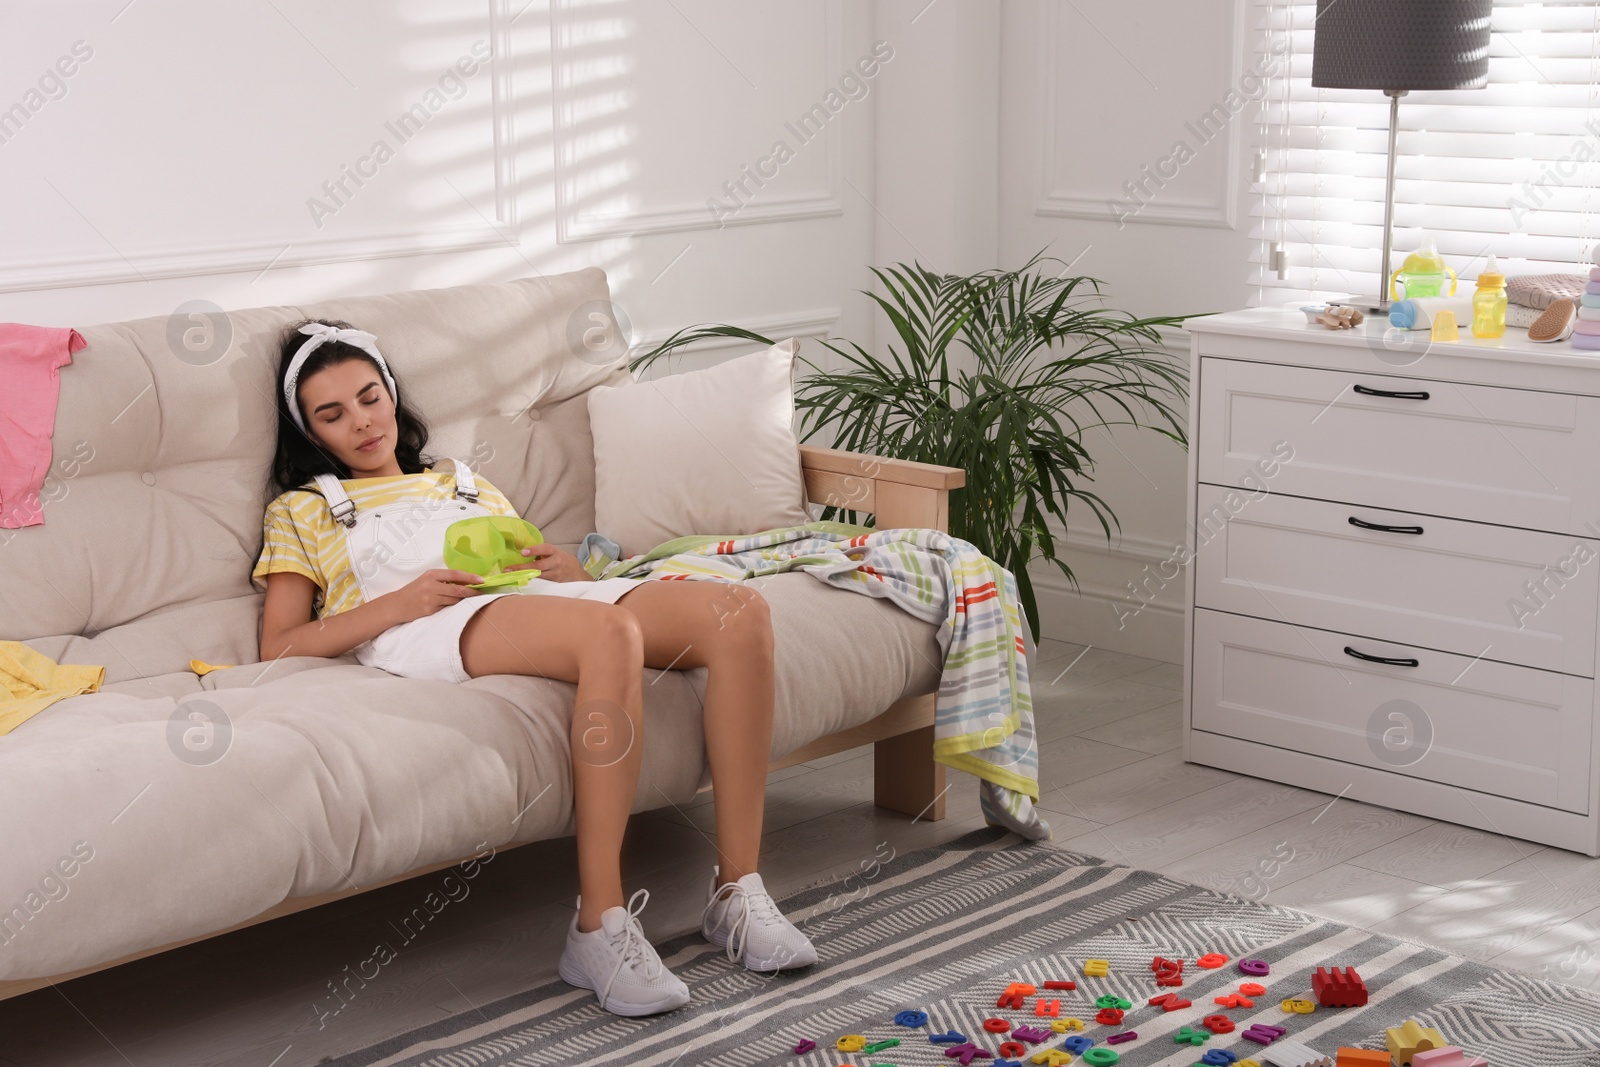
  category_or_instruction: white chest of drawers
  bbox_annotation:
[1182,308,1600,856]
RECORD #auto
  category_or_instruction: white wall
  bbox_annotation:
[2,0,1253,663]
[0,0,891,351]
[998,0,1261,663]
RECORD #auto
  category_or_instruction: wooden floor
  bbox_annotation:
[6,639,1600,1066]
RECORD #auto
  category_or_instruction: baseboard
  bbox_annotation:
[1029,562,1183,664]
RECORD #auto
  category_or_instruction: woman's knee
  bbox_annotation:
[584,604,645,668]
[712,586,773,657]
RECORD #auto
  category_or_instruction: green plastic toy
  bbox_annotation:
[443,515,544,589]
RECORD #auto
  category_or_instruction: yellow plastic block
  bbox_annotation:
[1083,959,1110,977]
[1386,1020,1448,1065]
[1280,998,1317,1014]
[1051,1018,1086,1033]
[836,1035,866,1052]
[1031,1050,1074,1066]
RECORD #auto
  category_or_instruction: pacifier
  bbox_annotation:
[443,515,545,589]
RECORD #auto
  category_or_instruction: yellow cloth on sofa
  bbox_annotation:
[0,641,104,735]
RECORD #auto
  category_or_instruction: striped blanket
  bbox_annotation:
[581,523,1046,837]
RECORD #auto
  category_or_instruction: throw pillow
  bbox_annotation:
[587,337,810,558]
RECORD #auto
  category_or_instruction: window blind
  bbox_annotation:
[1252,0,1600,302]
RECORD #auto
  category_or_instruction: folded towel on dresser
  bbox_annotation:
[0,323,86,528]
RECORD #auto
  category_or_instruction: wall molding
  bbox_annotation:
[628,306,840,360]
[551,0,844,241]
[1059,525,1178,565]
[1033,0,1244,230]
[0,0,520,295]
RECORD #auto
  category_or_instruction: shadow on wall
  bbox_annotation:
[0,0,639,307]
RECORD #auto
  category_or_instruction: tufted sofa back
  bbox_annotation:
[0,269,629,682]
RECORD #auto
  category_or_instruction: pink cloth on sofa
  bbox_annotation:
[0,324,85,528]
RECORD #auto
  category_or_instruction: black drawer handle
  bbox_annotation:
[1344,645,1419,667]
[1353,383,1430,400]
[1348,516,1424,535]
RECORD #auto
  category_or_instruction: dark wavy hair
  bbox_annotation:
[265,318,436,497]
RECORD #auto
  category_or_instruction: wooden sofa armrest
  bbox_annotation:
[778,444,966,821]
[798,444,965,531]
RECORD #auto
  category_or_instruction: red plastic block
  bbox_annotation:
[1094,1008,1125,1026]
[1042,980,1076,991]
[984,1018,1012,1034]
[997,982,1034,1010]
[1202,1014,1235,1034]
[1239,982,1267,997]
[1152,955,1185,987]
[1214,993,1255,1009]
[1312,966,1368,1008]
[1034,998,1061,1017]
[998,1042,1026,1059]
[1148,993,1191,1012]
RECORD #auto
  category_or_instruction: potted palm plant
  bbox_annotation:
[631,251,1191,641]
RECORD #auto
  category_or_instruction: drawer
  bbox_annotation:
[1197,358,1600,536]
[1193,485,1600,676]
[1191,608,1593,813]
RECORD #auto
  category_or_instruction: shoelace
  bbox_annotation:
[599,888,662,1004]
[703,879,788,966]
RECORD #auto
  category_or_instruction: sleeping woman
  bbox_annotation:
[252,320,816,1017]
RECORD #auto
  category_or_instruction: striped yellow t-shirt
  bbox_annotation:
[251,465,518,620]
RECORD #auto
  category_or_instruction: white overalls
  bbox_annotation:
[314,458,642,683]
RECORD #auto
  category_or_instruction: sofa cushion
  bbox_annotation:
[0,572,940,981]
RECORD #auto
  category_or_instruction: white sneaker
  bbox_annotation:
[701,868,818,972]
[558,889,690,1016]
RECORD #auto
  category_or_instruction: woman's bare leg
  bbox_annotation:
[459,595,645,932]
[615,580,775,888]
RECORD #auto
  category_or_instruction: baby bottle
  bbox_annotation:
[1471,255,1507,339]
[1390,234,1456,300]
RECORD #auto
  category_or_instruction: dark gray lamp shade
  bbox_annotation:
[1312,0,1492,91]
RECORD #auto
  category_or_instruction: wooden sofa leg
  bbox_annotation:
[874,724,947,821]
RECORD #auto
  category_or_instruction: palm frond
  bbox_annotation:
[632,250,1204,640]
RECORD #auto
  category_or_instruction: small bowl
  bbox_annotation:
[443,515,545,589]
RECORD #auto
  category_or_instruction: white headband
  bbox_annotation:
[282,323,399,435]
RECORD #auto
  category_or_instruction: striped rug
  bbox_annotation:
[330,828,1600,1066]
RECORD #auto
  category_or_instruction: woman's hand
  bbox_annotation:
[381,569,485,624]
[507,544,594,583]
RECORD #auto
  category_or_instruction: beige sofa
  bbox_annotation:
[0,269,965,999]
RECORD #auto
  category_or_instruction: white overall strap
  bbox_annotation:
[311,473,358,528]
[450,458,480,503]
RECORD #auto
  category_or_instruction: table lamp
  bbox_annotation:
[1313,0,1492,314]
